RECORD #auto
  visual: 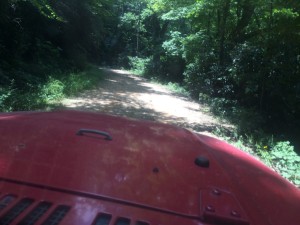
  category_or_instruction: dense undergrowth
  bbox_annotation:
[0,65,103,112]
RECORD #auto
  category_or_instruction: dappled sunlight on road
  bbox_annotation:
[136,92,211,125]
[62,68,232,134]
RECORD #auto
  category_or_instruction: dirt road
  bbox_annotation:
[62,68,231,135]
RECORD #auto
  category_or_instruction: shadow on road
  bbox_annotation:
[62,68,232,134]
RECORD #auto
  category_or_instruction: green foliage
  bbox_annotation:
[0,85,14,112]
[213,126,300,186]
[120,12,142,30]
[201,95,265,136]
[64,68,102,95]
[258,141,300,186]
[0,67,103,111]
[29,0,64,21]
[128,56,151,75]
[150,79,189,96]
[165,82,189,96]
[161,4,194,21]
[274,8,299,19]
[162,31,184,56]
[4,88,47,111]
[64,73,88,96]
[40,78,65,103]
[212,127,255,155]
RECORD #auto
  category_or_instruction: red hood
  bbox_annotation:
[0,110,299,225]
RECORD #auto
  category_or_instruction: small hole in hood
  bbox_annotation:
[195,156,210,168]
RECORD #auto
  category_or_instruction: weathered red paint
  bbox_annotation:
[0,110,299,225]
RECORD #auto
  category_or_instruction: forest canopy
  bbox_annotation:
[0,0,299,139]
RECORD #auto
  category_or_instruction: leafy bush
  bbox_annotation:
[3,87,47,111]
[254,139,299,186]
[63,73,89,95]
[0,85,14,112]
[128,56,151,75]
[165,82,189,96]
[162,31,184,57]
[40,78,65,103]
[183,62,203,98]
[212,127,255,155]
[267,142,300,186]
[64,68,102,95]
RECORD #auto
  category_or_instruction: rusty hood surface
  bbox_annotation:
[0,110,299,225]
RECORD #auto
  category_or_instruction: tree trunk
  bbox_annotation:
[136,17,139,56]
[230,1,255,43]
[219,0,231,66]
[268,0,274,40]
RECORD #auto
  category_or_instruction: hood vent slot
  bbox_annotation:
[94,213,112,225]
[0,198,34,225]
[94,214,150,225]
[115,217,130,225]
[0,195,16,212]
[18,201,52,225]
[42,205,70,225]
[136,222,149,225]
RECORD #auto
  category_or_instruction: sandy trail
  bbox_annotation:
[62,68,231,135]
